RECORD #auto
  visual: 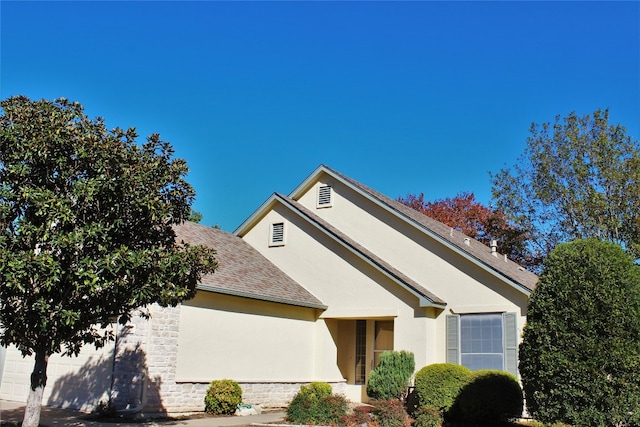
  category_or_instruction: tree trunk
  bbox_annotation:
[22,351,48,427]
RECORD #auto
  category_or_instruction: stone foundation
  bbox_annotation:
[110,303,348,414]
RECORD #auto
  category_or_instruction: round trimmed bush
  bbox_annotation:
[414,363,471,412]
[448,369,523,423]
[286,382,348,425]
[204,379,242,415]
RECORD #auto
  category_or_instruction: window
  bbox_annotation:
[460,314,503,370]
[317,185,333,208]
[269,222,285,246]
[355,320,367,384]
[446,312,518,376]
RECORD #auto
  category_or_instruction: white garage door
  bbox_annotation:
[0,340,115,412]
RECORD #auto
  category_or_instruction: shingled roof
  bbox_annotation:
[318,165,538,292]
[174,221,326,309]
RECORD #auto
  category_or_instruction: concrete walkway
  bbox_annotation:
[0,400,286,427]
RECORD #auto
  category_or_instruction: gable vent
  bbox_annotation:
[317,185,333,208]
[269,222,285,246]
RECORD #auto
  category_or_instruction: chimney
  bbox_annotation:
[490,240,498,257]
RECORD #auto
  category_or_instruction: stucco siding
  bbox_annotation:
[293,174,528,365]
[175,292,337,383]
[241,201,436,373]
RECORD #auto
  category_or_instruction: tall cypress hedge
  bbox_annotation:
[519,239,640,426]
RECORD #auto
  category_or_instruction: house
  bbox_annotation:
[0,165,537,413]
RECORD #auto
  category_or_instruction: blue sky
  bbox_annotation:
[1,1,638,232]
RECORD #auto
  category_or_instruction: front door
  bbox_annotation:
[337,319,394,393]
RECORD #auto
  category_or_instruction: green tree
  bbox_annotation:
[188,208,203,223]
[0,96,218,427]
[519,239,640,426]
[491,109,640,264]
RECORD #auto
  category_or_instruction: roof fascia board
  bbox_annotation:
[305,167,531,297]
[289,164,330,200]
[275,195,445,309]
[234,193,279,237]
[197,284,328,310]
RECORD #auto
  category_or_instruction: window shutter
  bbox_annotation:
[446,314,460,364]
[503,312,518,376]
[317,185,332,208]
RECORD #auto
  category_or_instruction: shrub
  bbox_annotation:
[520,239,640,427]
[204,379,242,415]
[447,369,523,423]
[412,405,443,427]
[367,350,415,400]
[286,382,349,425]
[414,363,471,413]
[341,405,376,427]
[371,399,412,427]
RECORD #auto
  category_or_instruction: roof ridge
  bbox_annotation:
[318,165,538,292]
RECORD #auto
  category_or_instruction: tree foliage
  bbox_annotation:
[0,96,218,426]
[491,109,640,262]
[398,192,537,269]
[519,239,640,427]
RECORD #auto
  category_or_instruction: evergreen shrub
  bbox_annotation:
[341,405,375,426]
[413,363,471,413]
[412,405,443,427]
[204,379,242,415]
[520,239,640,427]
[366,350,415,400]
[285,382,348,425]
[448,369,523,423]
[371,399,412,427]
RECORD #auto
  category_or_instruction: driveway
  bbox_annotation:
[0,400,286,427]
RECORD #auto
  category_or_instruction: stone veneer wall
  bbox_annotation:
[111,303,347,414]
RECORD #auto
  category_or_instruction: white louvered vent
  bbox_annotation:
[269,222,285,246]
[317,185,333,208]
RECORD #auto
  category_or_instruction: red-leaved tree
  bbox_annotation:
[398,192,540,271]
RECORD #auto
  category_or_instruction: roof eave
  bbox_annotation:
[234,193,279,237]
[311,166,534,297]
[196,284,328,310]
[276,195,446,308]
